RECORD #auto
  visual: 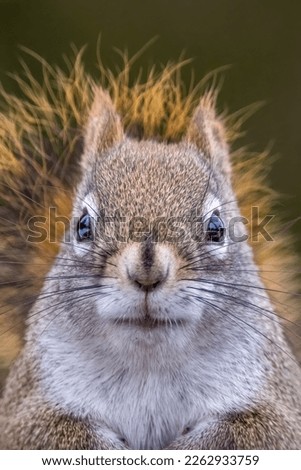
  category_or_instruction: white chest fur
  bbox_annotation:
[91,366,202,449]
[38,321,264,449]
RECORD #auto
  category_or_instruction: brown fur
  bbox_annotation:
[0,48,300,450]
[0,49,299,378]
[0,351,127,449]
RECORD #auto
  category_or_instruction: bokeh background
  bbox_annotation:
[0,0,300,250]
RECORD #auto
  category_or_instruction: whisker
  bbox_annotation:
[0,281,115,317]
[0,285,116,337]
[185,290,299,365]
[184,282,301,341]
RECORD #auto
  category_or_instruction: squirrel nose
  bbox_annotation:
[129,272,166,292]
[123,240,170,292]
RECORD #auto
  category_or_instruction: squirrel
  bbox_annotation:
[0,50,301,449]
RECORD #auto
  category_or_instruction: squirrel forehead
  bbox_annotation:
[79,139,226,216]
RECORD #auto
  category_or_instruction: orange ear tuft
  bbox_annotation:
[83,87,123,166]
[186,93,230,178]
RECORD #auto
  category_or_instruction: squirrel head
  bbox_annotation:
[57,87,251,340]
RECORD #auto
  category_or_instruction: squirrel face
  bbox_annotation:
[55,88,251,342]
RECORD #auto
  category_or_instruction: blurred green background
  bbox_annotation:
[0,0,300,250]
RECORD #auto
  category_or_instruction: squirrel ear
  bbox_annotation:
[83,87,123,164]
[186,94,231,178]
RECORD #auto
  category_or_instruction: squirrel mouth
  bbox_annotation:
[114,317,184,328]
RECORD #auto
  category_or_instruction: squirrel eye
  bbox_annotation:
[77,213,93,241]
[206,211,225,243]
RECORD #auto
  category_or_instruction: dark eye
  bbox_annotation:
[206,211,225,243]
[77,212,93,241]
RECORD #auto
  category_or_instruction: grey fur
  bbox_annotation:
[0,89,300,449]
